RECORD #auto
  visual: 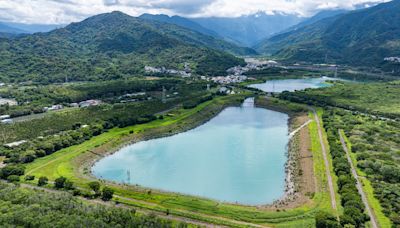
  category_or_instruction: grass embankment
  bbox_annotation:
[308,109,342,217]
[24,95,334,227]
[339,130,392,228]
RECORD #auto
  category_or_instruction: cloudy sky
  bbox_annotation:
[0,0,390,24]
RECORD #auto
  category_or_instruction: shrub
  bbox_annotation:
[38,176,48,186]
[54,176,67,189]
[7,175,20,183]
[101,187,114,201]
[24,175,35,181]
[0,165,25,179]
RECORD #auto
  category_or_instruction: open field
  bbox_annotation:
[22,95,339,227]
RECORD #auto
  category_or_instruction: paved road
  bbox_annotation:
[339,130,378,228]
[312,109,337,211]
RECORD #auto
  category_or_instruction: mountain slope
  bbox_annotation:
[139,13,218,37]
[193,13,304,46]
[139,14,256,55]
[256,0,400,71]
[0,11,244,83]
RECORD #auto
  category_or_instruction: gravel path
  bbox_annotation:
[339,130,378,228]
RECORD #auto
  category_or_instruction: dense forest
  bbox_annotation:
[0,11,245,84]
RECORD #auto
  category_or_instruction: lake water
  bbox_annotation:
[249,76,339,93]
[92,98,289,205]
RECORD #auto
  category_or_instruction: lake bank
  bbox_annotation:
[92,97,290,205]
[23,94,323,227]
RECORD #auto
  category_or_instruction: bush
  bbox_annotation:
[24,175,35,181]
[64,180,75,190]
[88,181,101,194]
[101,187,114,201]
[54,176,67,189]
[0,165,25,179]
[38,176,48,186]
[7,175,20,183]
[315,211,339,228]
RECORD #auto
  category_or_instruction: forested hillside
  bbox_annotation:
[0,11,244,84]
[256,0,400,72]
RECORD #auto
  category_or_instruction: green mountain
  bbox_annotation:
[139,14,219,38]
[256,0,400,72]
[0,11,245,83]
[139,13,256,56]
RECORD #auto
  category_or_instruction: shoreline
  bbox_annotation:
[77,96,312,208]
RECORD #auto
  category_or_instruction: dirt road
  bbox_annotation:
[339,130,378,228]
[312,109,337,211]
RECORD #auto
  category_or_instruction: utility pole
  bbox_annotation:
[127,170,131,183]
[207,84,210,91]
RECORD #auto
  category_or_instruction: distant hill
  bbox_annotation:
[0,23,27,34]
[0,22,64,33]
[139,13,256,56]
[0,11,245,83]
[255,0,400,72]
[192,13,304,46]
[139,13,218,38]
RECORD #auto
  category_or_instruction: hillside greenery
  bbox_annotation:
[0,11,244,84]
[257,0,400,73]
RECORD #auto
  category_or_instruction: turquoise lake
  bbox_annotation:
[249,76,339,93]
[92,99,289,205]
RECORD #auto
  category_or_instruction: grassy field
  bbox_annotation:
[308,110,342,216]
[340,130,392,228]
[23,95,338,227]
[284,81,400,118]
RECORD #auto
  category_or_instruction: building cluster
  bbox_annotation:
[384,57,400,63]
[145,66,191,77]
[211,75,248,84]
[210,58,279,85]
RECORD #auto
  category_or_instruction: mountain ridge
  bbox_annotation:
[0,11,245,83]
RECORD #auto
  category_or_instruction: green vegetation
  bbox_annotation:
[324,109,398,226]
[13,94,339,227]
[0,11,244,84]
[322,112,369,227]
[0,182,186,227]
[256,0,400,73]
[280,81,400,119]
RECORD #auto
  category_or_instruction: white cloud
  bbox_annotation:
[0,0,390,24]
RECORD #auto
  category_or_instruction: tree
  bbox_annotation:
[88,181,101,194]
[64,180,75,190]
[0,165,25,179]
[7,175,20,183]
[24,175,35,181]
[38,176,48,186]
[101,187,114,201]
[315,211,340,228]
[54,176,67,189]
